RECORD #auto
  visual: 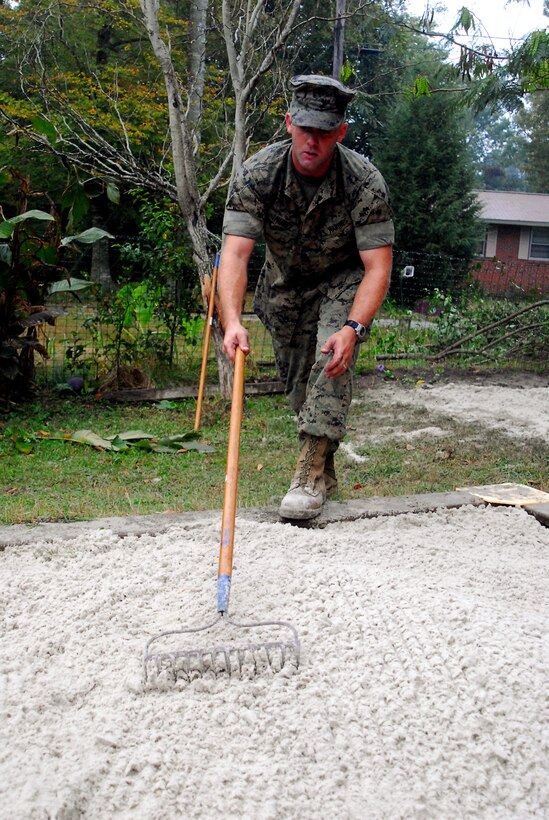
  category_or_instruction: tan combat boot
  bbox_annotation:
[324,450,338,498]
[279,435,329,520]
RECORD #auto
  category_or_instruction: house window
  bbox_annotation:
[530,227,549,260]
[476,229,487,257]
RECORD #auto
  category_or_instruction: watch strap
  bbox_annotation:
[343,319,367,340]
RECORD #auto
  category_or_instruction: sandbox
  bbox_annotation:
[1,501,548,818]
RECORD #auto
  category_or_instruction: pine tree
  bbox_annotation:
[373,90,483,299]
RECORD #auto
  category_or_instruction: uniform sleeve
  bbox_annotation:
[222,209,263,240]
[355,219,395,250]
[222,163,265,240]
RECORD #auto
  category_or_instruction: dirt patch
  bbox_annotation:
[358,368,548,391]
[352,370,549,444]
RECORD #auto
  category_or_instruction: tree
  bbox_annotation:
[403,3,549,109]
[139,0,309,392]
[373,82,482,300]
[1,0,323,394]
[466,108,528,191]
[519,90,549,192]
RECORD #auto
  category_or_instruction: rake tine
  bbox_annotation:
[144,628,300,683]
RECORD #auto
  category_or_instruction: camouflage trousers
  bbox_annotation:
[270,288,360,443]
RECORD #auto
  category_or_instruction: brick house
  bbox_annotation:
[473,190,549,296]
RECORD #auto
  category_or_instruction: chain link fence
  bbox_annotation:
[37,248,549,391]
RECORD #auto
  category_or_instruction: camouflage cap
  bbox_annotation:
[289,74,356,130]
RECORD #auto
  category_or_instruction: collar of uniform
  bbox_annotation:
[283,143,340,208]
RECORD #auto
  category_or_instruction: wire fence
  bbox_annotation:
[37,250,549,391]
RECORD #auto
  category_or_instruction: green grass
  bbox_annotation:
[0,393,297,524]
[343,402,547,499]
[1,378,547,525]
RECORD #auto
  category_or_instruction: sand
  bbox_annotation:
[366,379,549,443]
[1,378,548,819]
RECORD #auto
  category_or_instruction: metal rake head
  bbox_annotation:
[143,614,300,685]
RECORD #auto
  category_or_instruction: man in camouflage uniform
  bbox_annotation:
[218,74,394,520]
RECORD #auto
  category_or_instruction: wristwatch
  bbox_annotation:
[343,320,367,340]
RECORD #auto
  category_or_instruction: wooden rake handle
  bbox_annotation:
[194,251,220,433]
[217,346,246,614]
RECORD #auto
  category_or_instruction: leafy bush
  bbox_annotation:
[0,177,111,400]
[114,191,201,365]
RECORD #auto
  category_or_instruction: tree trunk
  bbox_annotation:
[332,0,346,80]
[140,0,233,396]
[188,0,208,142]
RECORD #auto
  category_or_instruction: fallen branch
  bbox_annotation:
[479,321,545,354]
[375,301,548,363]
[431,300,549,360]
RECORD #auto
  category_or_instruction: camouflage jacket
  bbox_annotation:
[223,140,394,343]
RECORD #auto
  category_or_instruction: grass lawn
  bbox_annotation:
[0,393,295,524]
[1,372,547,525]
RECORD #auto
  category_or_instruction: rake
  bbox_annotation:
[194,251,220,433]
[143,347,300,684]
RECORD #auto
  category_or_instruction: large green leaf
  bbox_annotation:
[70,430,124,450]
[1,427,37,454]
[106,181,121,205]
[14,439,34,455]
[0,209,55,239]
[8,209,55,224]
[161,432,201,443]
[36,246,58,266]
[62,183,91,231]
[60,227,114,247]
[151,436,214,453]
[107,435,130,451]
[49,277,94,295]
[155,400,178,410]
[105,429,155,441]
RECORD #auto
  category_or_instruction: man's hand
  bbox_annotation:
[320,244,392,378]
[321,326,356,378]
[223,321,250,362]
